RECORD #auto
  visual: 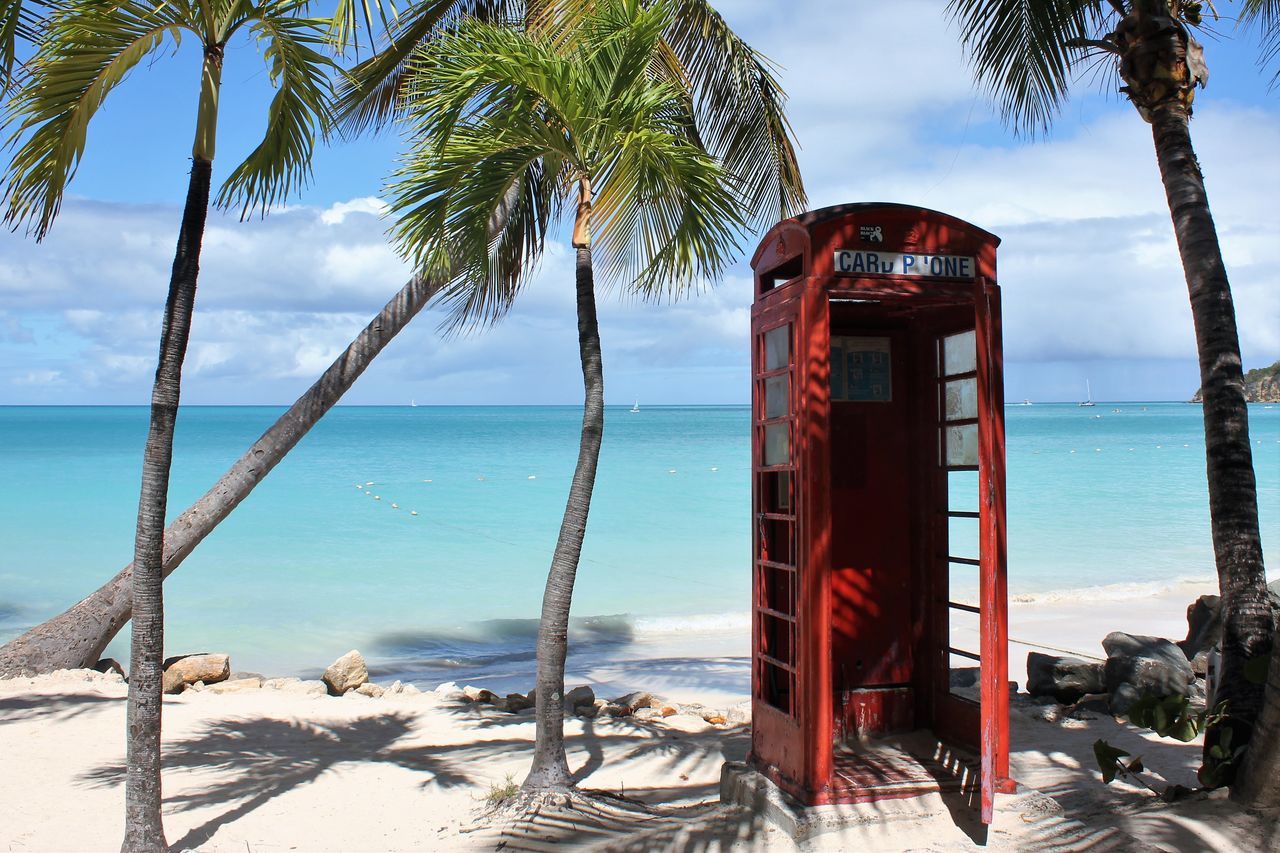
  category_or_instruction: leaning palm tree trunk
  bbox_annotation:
[524,244,604,791]
[122,156,212,852]
[0,270,440,676]
[1148,102,1272,743]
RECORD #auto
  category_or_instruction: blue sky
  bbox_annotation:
[1,1,1277,405]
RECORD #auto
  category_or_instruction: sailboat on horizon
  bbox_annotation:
[630,399,641,413]
[1079,380,1096,407]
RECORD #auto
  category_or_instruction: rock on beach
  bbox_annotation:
[1102,632,1194,716]
[162,653,230,694]
[322,650,369,696]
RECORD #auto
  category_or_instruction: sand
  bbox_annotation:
[2,581,1275,851]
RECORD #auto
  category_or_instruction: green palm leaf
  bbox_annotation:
[0,0,51,92]
[217,8,338,216]
[1,1,188,238]
[946,0,1103,136]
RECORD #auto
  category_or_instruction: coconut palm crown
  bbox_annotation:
[1,0,336,239]
[385,0,749,328]
[336,0,803,234]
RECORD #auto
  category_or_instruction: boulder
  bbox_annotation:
[322,650,369,696]
[611,691,668,713]
[355,682,385,698]
[94,658,126,680]
[632,707,661,722]
[1102,632,1194,716]
[279,679,327,697]
[564,685,595,710]
[504,692,533,712]
[1026,653,1106,704]
[1269,579,1280,610]
[1178,594,1222,659]
[462,685,498,704]
[1188,649,1213,677]
[162,653,230,694]
[949,667,980,689]
[263,677,302,690]
[206,676,263,694]
[602,703,630,718]
[434,681,460,696]
[661,713,712,733]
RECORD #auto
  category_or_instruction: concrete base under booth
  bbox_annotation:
[721,734,992,843]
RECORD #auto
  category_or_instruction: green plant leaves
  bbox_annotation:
[1093,738,1130,785]
[1127,694,1204,742]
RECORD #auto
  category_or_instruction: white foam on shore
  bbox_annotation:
[632,612,750,636]
[1009,574,1219,606]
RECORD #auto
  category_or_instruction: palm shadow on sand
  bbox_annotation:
[75,700,755,851]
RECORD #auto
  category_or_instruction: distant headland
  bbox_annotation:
[1191,359,1280,403]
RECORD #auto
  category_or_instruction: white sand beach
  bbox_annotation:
[2,580,1275,852]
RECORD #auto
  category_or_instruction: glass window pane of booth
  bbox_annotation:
[943,329,976,376]
[765,325,790,371]
[946,423,979,467]
[765,375,788,419]
[764,422,789,466]
[945,377,978,422]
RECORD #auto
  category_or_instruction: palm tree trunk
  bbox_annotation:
[1148,102,1272,768]
[1235,639,1280,807]
[0,271,440,676]
[122,156,211,852]
[523,245,604,792]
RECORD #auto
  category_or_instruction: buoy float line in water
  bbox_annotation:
[391,503,399,509]
[527,475,536,480]
[410,511,418,516]
[374,496,381,500]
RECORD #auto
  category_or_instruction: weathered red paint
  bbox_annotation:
[748,203,1011,822]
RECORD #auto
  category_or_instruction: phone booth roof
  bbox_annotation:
[751,202,1000,301]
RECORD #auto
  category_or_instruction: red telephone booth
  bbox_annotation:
[748,203,1012,823]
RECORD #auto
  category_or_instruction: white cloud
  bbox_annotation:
[0,4,1276,404]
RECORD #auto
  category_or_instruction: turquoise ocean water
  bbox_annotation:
[0,403,1276,683]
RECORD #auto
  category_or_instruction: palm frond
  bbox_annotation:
[0,0,51,92]
[1,1,188,238]
[332,0,521,134]
[1239,0,1280,85]
[660,0,805,226]
[946,0,1107,136]
[216,8,338,217]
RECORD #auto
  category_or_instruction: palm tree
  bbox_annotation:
[0,0,804,680]
[385,0,756,791]
[946,0,1273,791]
[0,1,334,847]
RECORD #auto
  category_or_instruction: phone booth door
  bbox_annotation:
[751,289,805,785]
[933,281,1008,823]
